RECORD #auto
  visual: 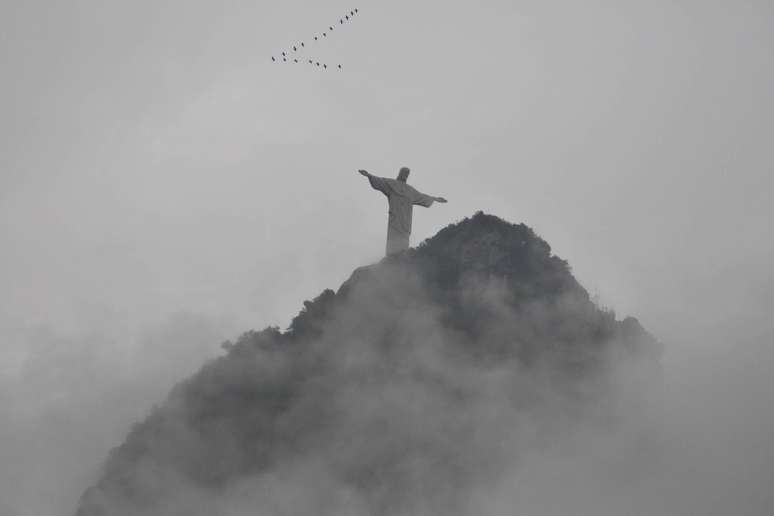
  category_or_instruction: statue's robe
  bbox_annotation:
[368,175,436,255]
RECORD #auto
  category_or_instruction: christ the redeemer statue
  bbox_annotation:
[359,167,447,256]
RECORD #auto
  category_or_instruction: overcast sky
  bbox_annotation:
[1,1,773,515]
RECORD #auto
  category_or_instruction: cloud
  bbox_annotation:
[0,313,232,516]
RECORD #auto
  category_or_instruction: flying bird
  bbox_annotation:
[272,9,361,72]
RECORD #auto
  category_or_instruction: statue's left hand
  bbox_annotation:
[435,197,448,203]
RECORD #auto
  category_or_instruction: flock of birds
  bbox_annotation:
[271,8,359,70]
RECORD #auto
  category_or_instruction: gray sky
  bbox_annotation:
[1,1,773,515]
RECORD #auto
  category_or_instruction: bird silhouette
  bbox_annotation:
[272,10,361,73]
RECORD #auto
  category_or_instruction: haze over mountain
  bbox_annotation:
[75,213,660,516]
[3,2,772,514]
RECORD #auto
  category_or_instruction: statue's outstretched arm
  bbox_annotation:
[413,191,447,207]
[361,170,390,196]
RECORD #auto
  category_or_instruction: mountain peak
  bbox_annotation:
[75,213,659,516]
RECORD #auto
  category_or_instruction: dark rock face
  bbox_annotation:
[76,213,660,516]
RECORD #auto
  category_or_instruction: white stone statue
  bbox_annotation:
[359,167,447,256]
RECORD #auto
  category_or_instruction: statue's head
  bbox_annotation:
[397,167,410,182]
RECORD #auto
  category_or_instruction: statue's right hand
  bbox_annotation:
[358,169,369,177]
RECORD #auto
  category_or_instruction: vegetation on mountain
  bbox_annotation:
[76,212,659,516]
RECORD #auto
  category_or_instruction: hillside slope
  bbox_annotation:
[76,212,659,516]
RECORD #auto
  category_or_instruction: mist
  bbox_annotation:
[2,0,773,515]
